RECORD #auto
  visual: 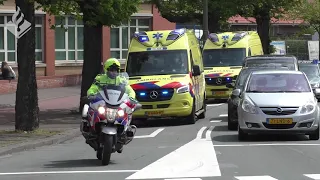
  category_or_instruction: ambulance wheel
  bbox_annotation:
[198,98,206,119]
[185,99,196,124]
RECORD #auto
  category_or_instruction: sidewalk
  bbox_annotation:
[0,86,83,156]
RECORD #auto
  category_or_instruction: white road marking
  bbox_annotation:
[219,114,228,117]
[235,175,278,180]
[134,128,165,139]
[207,104,223,107]
[205,126,214,140]
[196,126,207,139]
[164,178,202,180]
[210,120,222,122]
[0,170,138,176]
[126,127,221,179]
[213,143,320,147]
[304,174,320,179]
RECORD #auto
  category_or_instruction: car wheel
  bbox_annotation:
[238,126,247,141]
[309,126,319,140]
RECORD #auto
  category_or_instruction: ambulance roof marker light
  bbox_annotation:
[208,33,219,43]
[231,31,248,41]
[166,28,186,41]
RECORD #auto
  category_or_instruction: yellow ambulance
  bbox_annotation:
[124,28,206,124]
[202,31,263,100]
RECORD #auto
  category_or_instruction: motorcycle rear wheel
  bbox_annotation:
[102,135,113,165]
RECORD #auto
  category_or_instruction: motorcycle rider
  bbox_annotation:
[85,58,138,152]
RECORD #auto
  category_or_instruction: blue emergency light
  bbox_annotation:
[313,59,319,64]
[162,91,168,95]
[139,92,146,96]
[138,36,149,42]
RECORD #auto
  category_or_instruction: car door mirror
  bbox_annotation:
[226,83,235,88]
[192,65,201,76]
[232,89,241,97]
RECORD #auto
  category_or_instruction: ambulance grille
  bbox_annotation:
[205,77,232,85]
[136,88,174,102]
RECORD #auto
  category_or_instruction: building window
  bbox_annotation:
[55,16,84,62]
[110,18,151,62]
[0,15,44,62]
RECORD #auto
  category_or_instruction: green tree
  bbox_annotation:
[236,0,301,54]
[151,0,237,34]
[37,0,140,112]
[288,0,320,60]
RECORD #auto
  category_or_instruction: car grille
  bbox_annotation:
[260,107,299,116]
[136,88,174,102]
[262,122,296,129]
[205,77,233,86]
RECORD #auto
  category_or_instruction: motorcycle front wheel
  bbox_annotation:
[102,134,113,165]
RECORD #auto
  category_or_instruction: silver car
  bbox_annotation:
[234,70,320,141]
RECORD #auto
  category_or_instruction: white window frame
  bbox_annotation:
[0,14,44,64]
[55,16,84,63]
[110,17,151,63]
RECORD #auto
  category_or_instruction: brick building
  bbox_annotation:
[0,0,175,78]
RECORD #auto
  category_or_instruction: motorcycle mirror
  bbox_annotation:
[135,103,142,110]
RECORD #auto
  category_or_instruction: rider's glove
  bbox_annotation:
[129,97,138,103]
[87,94,96,100]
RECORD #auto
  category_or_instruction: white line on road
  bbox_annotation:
[0,170,139,176]
[207,104,223,107]
[235,175,278,180]
[304,174,320,179]
[126,126,221,179]
[205,126,214,140]
[134,128,165,139]
[219,114,228,117]
[196,126,207,139]
[213,143,320,147]
[164,178,202,180]
[210,120,222,122]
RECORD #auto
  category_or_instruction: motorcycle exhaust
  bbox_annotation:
[125,125,137,145]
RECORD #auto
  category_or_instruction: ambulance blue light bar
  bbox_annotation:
[134,31,149,42]
[166,28,186,40]
[231,31,248,41]
[208,33,219,42]
[298,60,319,64]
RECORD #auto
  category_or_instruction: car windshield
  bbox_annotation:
[298,64,320,79]
[245,59,296,70]
[202,48,246,67]
[126,50,189,76]
[246,73,311,93]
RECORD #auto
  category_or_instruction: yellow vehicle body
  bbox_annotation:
[124,28,206,123]
[202,31,263,100]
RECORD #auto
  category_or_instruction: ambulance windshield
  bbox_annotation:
[126,50,189,76]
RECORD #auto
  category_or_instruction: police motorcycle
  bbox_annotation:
[80,72,141,165]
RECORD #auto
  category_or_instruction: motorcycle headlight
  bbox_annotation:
[300,101,316,114]
[98,106,105,114]
[177,85,189,93]
[241,98,257,114]
[117,109,125,117]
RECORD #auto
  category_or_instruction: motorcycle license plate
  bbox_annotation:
[145,111,164,116]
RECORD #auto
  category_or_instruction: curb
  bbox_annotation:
[0,128,81,156]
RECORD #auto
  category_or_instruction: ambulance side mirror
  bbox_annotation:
[192,65,201,76]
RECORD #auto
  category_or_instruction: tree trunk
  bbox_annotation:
[15,0,39,131]
[256,15,271,54]
[79,23,103,112]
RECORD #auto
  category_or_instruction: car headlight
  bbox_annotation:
[117,109,124,117]
[241,98,257,114]
[177,85,189,93]
[98,106,105,114]
[300,101,316,114]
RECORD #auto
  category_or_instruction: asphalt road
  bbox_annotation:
[1,102,320,180]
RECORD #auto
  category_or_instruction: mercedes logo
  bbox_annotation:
[276,107,283,113]
[150,91,158,99]
[216,78,222,84]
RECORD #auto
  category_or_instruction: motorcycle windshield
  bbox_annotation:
[97,72,130,106]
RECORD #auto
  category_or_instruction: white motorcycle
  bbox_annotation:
[80,72,141,165]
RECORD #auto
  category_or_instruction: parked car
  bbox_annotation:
[226,65,290,130]
[298,60,320,101]
[242,55,299,70]
[235,70,319,140]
